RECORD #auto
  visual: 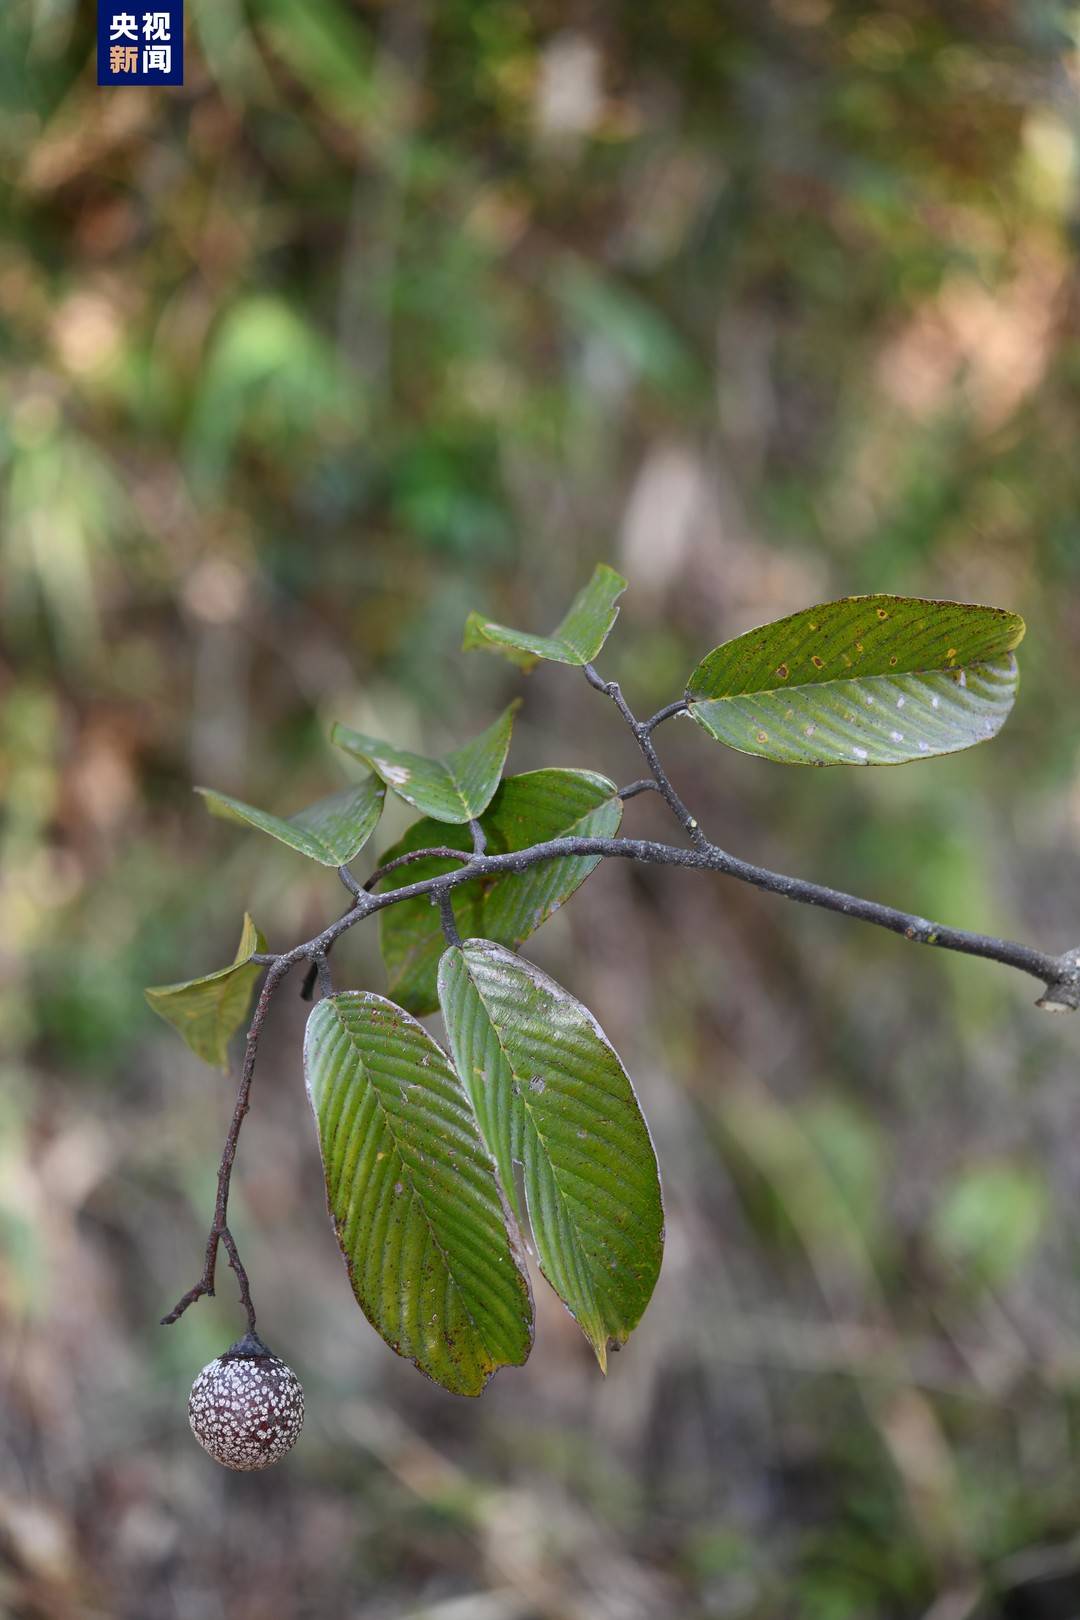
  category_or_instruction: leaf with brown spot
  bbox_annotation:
[686,595,1025,766]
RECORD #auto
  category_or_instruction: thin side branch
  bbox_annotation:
[618,779,659,801]
[220,1228,257,1336]
[364,845,474,891]
[583,664,708,849]
[338,864,364,899]
[436,885,462,946]
[643,699,690,732]
[162,958,292,1328]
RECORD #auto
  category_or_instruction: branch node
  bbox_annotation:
[1036,947,1080,1012]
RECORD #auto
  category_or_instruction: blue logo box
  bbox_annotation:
[98,2,183,85]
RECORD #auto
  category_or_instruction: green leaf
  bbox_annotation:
[685,595,1025,766]
[463,564,627,670]
[332,702,519,824]
[378,769,623,1016]
[304,992,533,1396]
[196,778,385,866]
[145,914,266,1070]
[438,941,663,1369]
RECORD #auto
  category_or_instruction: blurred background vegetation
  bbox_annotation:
[4,1,1080,1615]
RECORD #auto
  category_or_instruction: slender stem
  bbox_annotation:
[584,663,708,849]
[161,958,292,1327]
[643,699,689,732]
[338,864,364,899]
[618,779,659,801]
[436,885,462,946]
[220,1228,257,1336]
[364,845,474,891]
[469,818,487,856]
[315,954,335,998]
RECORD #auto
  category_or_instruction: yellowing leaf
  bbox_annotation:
[145,914,265,1070]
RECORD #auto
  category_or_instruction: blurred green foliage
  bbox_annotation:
[4,1,1080,1617]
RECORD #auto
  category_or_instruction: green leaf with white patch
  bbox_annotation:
[378,769,623,1016]
[304,992,533,1396]
[332,702,519,823]
[145,913,266,1070]
[196,777,385,865]
[463,564,627,670]
[438,941,663,1370]
[686,595,1025,766]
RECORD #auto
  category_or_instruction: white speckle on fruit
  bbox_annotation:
[188,1335,304,1472]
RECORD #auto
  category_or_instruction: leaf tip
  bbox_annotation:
[596,562,629,595]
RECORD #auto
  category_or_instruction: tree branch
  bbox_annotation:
[254,834,1078,1006]
[364,845,474,891]
[583,663,708,849]
[436,884,462,946]
[161,957,292,1329]
[643,699,690,732]
[164,668,1080,1336]
[618,779,659,801]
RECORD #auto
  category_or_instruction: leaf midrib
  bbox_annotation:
[286,818,338,861]
[385,748,473,818]
[689,651,1017,705]
[150,949,258,1066]
[208,961,256,1065]
[291,784,381,863]
[460,957,607,1340]
[436,757,475,819]
[322,1001,502,1360]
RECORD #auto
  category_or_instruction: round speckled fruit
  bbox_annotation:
[188,1332,304,1471]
